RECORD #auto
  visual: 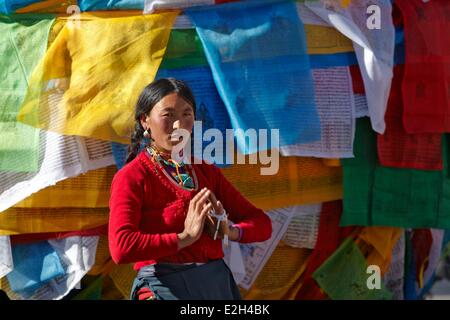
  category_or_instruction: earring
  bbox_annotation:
[143,129,150,138]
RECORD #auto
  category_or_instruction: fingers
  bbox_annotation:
[216,200,224,213]
[198,202,212,231]
[201,202,213,216]
[191,187,208,204]
[190,188,209,210]
[208,192,220,213]
[189,188,212,216]
[196,189,211,212]
[208,191,218,204]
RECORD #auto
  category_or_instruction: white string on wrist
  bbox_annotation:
[208,208,228,246]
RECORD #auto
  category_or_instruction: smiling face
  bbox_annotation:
[140,92,195,154]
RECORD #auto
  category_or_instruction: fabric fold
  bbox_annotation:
[305,0,395,134]
[17,12,178,143]
[0,14,55,172]
[186,0,320,154]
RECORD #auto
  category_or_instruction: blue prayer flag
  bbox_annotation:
[0,0,39,13]
[157,66,232,167]
[6,241,65,297]
[186,0,321,154]
[78,0,144,11]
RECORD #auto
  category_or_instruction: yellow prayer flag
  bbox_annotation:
[13,166,116,208]
[102,275,127,300]
[0,207,108,235]
[304,24,354,55]
[221,156,343,211]
[17,12,179,143]
[242,242,312,300]
[87,235,114,276]
[358,227,403,274]
[109,263,136,299]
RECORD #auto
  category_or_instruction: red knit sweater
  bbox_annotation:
[108,150,272,270]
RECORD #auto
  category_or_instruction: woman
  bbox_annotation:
[108,78,272,300]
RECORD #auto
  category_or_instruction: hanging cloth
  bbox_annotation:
[305,0,395,134]
[341,118,450,229]
[395,0,450,133]
[17,12,178,143]
[377,65,443,170]
[186,0,321,154]
[0,14,55,172]
[295,200,356,300]
[312,237,393,300]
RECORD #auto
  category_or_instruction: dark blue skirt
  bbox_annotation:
[130,259,242,300]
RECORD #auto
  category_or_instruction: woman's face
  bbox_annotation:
[141,93,195,154]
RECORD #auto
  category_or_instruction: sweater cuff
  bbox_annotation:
[165,232,180,253]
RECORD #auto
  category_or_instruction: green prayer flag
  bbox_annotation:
[0,14,55,172]
[341,117,450,228]
[341,117,376,226]
[72,276,104,300]
[160,28,208,70]
[312,238,393,300]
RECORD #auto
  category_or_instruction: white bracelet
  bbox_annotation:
[208,208,228,246]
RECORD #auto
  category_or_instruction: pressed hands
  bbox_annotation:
[177,188,239,250]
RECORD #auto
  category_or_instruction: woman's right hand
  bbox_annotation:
[177,187,213,250]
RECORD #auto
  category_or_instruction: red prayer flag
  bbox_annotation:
[295,201,356,300]
[396,0,450,134]
[350,65,365,95]
[377,65,443,170]
[411,229,433,288]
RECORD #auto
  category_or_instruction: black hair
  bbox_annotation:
[125,78,196,164]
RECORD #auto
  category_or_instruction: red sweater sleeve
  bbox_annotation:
[213,165,272,243]
[108,163,179,264]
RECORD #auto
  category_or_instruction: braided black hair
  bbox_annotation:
[125,78,196,164]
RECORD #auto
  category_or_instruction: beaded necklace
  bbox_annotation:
[147,146,195,190]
